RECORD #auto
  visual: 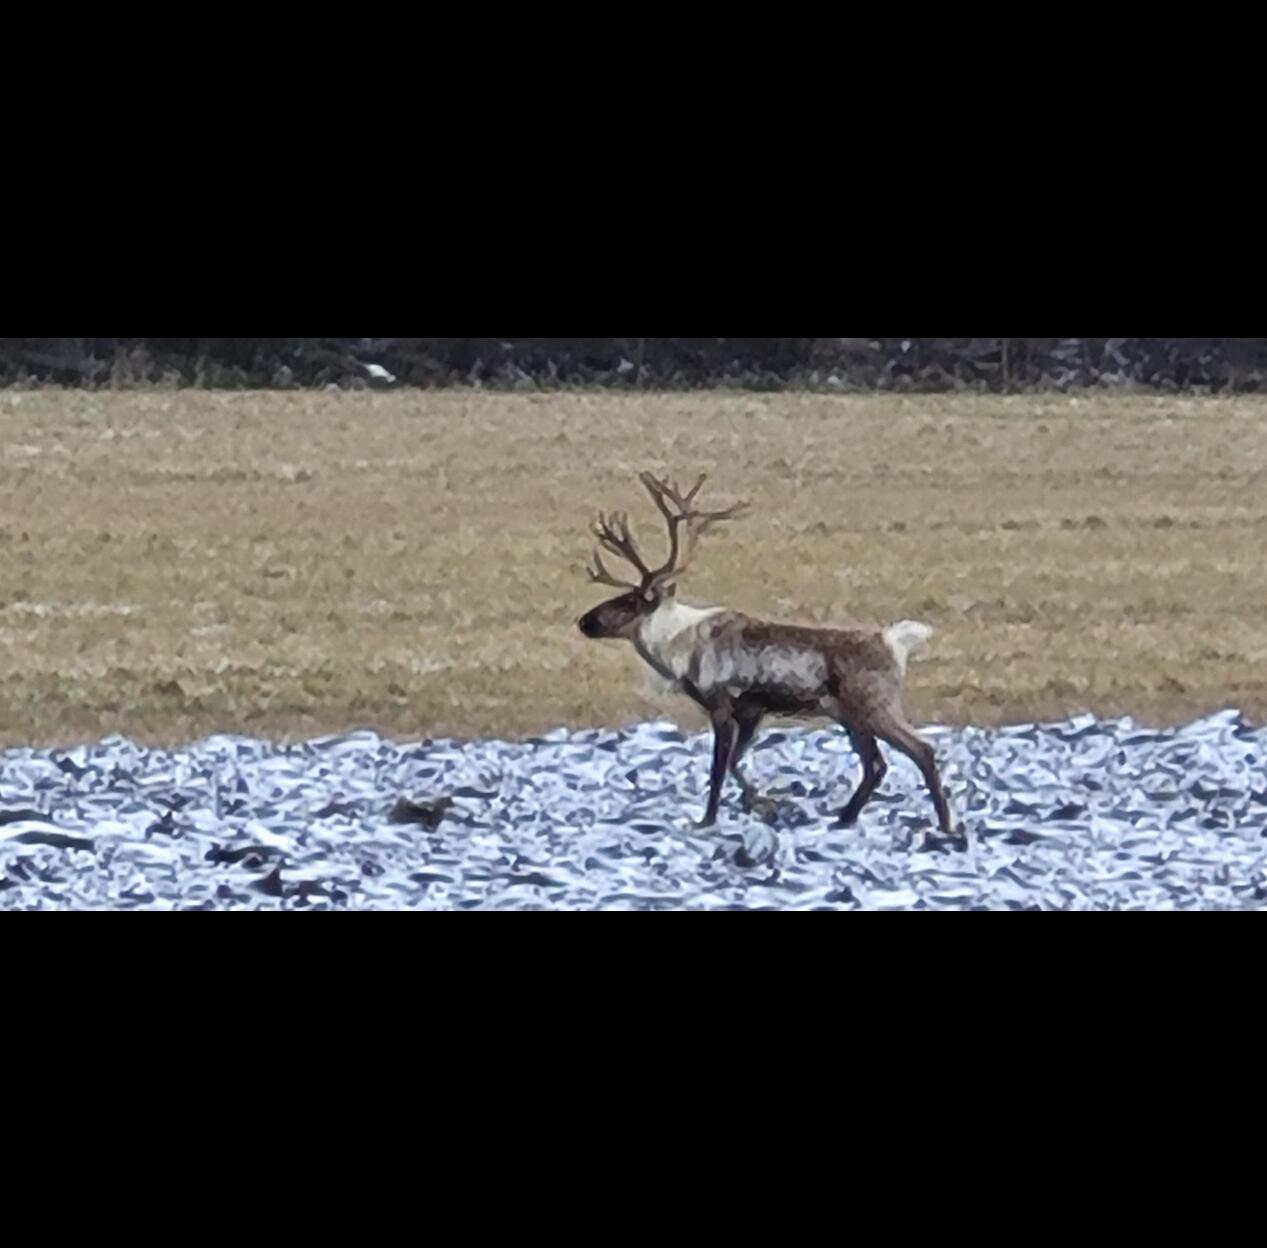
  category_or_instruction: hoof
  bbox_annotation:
[742,794,782,822]
[921,827,969,853]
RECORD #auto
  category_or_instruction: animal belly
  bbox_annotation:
[746,689,820,717]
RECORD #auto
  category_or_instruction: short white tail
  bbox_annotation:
[883,620,934,674]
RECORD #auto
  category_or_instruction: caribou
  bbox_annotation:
[577,471,956,839]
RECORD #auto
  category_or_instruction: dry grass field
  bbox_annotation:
[1,388,1265,747]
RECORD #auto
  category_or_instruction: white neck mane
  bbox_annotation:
[634,598,723,695]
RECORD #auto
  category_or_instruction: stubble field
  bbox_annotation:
[2,388,1265,747]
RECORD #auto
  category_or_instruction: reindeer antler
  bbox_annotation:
[638,471,750,589]
[585,472,749,592]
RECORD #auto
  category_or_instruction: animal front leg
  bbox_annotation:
[697,715,738,829]
[728,708,775,814]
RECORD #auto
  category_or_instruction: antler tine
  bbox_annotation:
[587,548,638,590]
[693,497,752,528]
[640,471,740,521]
[591,508,653,582]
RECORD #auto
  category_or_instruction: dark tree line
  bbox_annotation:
[2,338,1264,391]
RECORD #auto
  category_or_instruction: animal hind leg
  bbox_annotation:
[835,728,887,828]
[871,713,955,837]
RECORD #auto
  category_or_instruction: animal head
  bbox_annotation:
[577,471,748,640]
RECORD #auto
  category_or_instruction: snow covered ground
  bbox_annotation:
[3,711,1265,910]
